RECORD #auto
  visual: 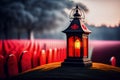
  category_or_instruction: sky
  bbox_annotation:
[73,0,120,27]
[0,0,120,40]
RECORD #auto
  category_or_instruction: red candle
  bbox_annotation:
[40,50,46,65]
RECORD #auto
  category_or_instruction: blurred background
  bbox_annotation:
[0,0,120,40]
[0,1,120,78]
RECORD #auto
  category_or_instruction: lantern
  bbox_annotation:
[62,5,92,67]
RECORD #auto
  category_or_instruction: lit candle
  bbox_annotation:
[74,39,80,57]
[40,50,46,65]
[47,49,52,63]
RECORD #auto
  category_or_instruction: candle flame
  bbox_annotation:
[75,39,80,49]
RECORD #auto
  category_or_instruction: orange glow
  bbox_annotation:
[75,39,80,49]
[74,39,80,57]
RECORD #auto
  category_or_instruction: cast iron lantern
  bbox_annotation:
[62,5,92,67]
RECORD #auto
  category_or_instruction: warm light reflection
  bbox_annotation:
[54,48,57,51]
[75,39,80,49]
[49,48,52,53]
[41,50,45,54]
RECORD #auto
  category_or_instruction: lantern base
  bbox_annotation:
[61,57,92,67]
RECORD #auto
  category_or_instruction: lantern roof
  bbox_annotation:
[63,5,91,34]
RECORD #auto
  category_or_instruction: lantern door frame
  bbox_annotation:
[66,33,83,58]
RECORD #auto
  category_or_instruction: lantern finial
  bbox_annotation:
[73,5,81,18]
[69,5,85,21]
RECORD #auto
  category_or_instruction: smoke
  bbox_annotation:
[0,0,89,39]
[0,0,119,40]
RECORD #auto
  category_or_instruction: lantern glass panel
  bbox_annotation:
[68,36,74,57]
[83,34,88,57]
[68,36,81,57]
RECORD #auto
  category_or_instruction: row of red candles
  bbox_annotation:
[0,40,66,78]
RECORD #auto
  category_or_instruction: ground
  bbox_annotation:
[7,62,120,80]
